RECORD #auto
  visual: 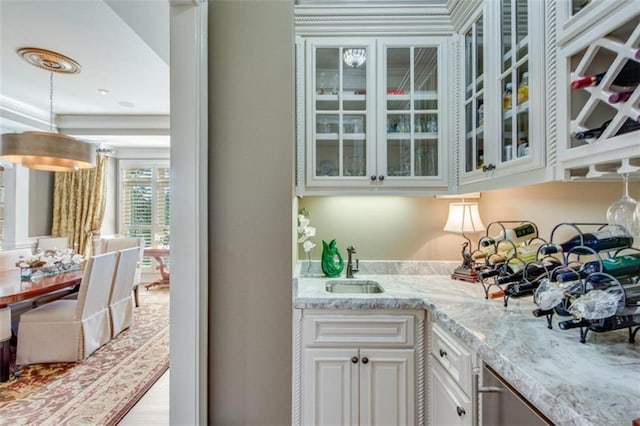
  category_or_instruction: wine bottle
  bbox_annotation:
[558,313,640,332]
[490,241,545,267]
[539,227,633,256]
[574,118,640,140]
[504,280,540,298]
[608,90,634,104]
[496,258,561,285]
[570,60,640,89]
[472,223,538,260]
[555,253,640,283]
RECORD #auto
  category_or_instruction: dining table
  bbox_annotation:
[0,268,83,382]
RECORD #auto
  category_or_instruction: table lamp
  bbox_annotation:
[443,202,485,282]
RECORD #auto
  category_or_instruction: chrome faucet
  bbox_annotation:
[346,245,359,278]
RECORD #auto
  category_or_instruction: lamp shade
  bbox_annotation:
[443,202,485,234]
[0,132,96,171]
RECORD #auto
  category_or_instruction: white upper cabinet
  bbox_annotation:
[299,36,451,194]
[457,0,548,191]
[556,1,640,179]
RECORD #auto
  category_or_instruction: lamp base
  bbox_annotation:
[450,266,479,283]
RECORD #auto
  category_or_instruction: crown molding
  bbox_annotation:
[0,95,52,132]
[56,114,170,136]
[295,4,453,36]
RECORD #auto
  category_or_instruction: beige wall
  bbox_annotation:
[209,1,293,424]
[298,180,640,261]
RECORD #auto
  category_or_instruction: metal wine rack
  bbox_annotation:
[530,223,640,344]
[471,220,549,308]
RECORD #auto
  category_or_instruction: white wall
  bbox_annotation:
[298,180,640,261]
[209,1,294,423]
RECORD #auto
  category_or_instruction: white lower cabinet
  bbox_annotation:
[429,322,476,426]
[304,347,414,425]
[430,359,472,426]
[294,309,425,426]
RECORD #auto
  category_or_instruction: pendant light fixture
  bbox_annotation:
[343,48,366,68]
[0,48,96,172]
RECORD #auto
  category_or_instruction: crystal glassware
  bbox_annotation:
[606,173,639,236]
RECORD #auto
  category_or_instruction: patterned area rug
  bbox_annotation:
[0,293,169,426]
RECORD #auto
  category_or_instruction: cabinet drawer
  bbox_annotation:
[302,314,415,347]
[431,323,472,395]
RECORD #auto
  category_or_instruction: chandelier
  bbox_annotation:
[343,48,366,68]
[0,48,96,172]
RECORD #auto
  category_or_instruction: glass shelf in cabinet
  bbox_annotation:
[386,132,411,139]
[413,91,438,100]
[315,133,339,140]
[342,134,367,140]
[466,128,484,138]
[502,100,529,120]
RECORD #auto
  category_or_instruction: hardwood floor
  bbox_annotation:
[119,285,170,425]
[119,369,169,425]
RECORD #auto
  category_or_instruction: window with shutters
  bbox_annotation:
[118,160,170,269]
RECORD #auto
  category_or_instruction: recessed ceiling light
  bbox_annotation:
[118,101,135,108]
[97,88,109,96]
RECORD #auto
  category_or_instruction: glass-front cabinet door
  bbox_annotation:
[306,39,375,188]
[463,15,485,174]
[500,0,529,165]
[380,41,444,187]
[302,37,448,192]
[459,0,545,189]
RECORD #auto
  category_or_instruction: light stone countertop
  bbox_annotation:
[293,262,640,426]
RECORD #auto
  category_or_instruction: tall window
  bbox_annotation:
[119,160,170,248]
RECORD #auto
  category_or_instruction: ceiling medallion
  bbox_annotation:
[17,47,81,74]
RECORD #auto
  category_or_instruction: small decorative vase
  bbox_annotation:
[321,239,344,278]
[20,267,33,281]
[303,252,313,277]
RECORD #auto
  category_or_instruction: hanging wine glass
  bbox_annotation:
[606,173,639,236]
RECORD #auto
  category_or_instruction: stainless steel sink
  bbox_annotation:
[325,280,384,294]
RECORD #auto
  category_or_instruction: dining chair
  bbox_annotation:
[109,247,139,338]
[101,237,145,307]
[0,247,34,271]
[36,236,70,252]
[16,251,117,365]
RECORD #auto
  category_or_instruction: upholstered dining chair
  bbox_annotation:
[36,236,69,252]
[109,247,139,338]
[16,251,117,365]
[101,237,145,307]
[0,247,34,271]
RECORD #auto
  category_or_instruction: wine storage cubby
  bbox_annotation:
[558,2,640,179]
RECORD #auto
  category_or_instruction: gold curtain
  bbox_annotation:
[51,155,107,257]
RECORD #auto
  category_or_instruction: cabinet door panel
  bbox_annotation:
[430,358,472,426]
[303,348,358,426]
[359,348,415,426]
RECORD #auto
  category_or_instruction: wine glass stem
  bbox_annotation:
[622,173,629,198]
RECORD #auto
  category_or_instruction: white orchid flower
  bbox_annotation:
[304,226,316,237]
[303,240,316,253]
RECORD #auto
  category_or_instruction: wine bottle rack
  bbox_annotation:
[470,220,548,307]
[559,2,640,179]
[530,223,640,343]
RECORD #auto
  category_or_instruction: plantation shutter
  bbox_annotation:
[119,160,170,270]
